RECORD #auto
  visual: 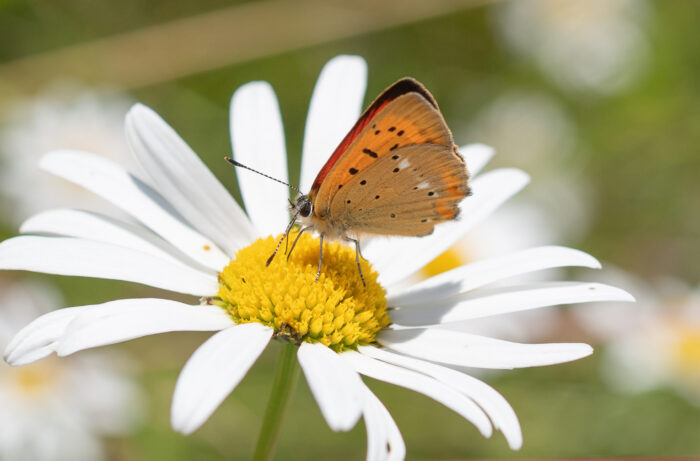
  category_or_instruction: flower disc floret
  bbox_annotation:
[216,233,389,351]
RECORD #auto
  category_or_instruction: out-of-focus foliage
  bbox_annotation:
[0,0,698,459]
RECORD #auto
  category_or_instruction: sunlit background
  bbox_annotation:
[0,0,698,459]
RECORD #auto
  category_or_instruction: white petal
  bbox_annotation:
[126,104,257,256]
[367,168,530,287]
[171,323,273,434]
[388,246,601,306]
[300,55,367,191]
[378,328,593,369]
[361,384,405,461]
[41,149,230,272]
[4,305,92,366]
[231,82,290,236]
[459,143,494,177]
[359,346,522,450]
[343,350,493,438]
[20,208,199,269]
[391,282,635,326]
[0,236,218,296]
[298,342,363,432]
[57,299,234,356]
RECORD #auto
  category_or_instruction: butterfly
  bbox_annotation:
[229,78,470,285]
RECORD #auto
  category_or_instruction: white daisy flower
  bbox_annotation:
[493,0,651,94]
[0,279,142,461]
[0,84,137,225]
[0,55,633,460]
[573,269,700,405]
[417,199,563,343]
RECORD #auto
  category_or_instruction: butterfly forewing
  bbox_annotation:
[310,80,454,215]
[329,144,469,236]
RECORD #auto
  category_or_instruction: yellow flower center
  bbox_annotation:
[9,359,60,397]
[216,233,389,352]
[673,324,700,379]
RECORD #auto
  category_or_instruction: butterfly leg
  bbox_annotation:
[344,237,366,287]
[287,225,313,260]
[315,233,324,282]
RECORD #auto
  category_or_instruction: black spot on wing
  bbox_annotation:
[362,148,378,158]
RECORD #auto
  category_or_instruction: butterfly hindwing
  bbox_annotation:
[329,143,469,236]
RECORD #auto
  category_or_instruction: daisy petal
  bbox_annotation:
[343,350,493,438]
[20,208,197,269]
[391,282,635,326]
[126,104,257,256]
[57,299,234,356]
[378,328,593,369]
[40,150,229,272]
[231,82,290,236]
[171,323,273,434]
[300,55,367,191]
[360,346,522,450]
[368,168,530,287]
[0,236,218,296]
[388,246,601,306]
[361,384,405,461]
[4,306,93,366]
[298,342,364,432]
[459,143,494,177]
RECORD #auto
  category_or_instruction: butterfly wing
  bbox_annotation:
[328,143,469,236]
[309,78,458,216]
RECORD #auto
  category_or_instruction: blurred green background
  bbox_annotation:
[0,0,699,459]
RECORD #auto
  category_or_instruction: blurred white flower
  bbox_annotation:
[0,279,142,461]
[494,0,651,94]
[465,92,576,171]
[573,269,700,405]
[0,85,137,225]
[465,91,592,244]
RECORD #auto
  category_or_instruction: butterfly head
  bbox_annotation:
[293,194,313,219]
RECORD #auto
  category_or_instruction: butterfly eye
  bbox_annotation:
[299,200,313,218]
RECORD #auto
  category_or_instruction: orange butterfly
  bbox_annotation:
[230,78,470,285]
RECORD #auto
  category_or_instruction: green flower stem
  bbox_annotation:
[253,341,300,461]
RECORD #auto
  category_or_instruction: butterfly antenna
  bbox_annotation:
[224,157,300,193]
